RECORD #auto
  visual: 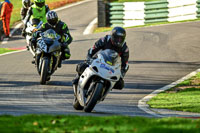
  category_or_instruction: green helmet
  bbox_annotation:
[34,0,45,10]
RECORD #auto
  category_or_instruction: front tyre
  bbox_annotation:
[84,82,104,112]
[73,97,84,110]
[40,57,49,85]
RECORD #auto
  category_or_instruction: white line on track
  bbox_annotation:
[83,18,97,35]
[138,68,200,117]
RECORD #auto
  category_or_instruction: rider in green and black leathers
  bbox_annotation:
[22,0,49,37]
[31,11,73,67]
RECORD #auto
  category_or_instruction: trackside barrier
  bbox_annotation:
[104,0,200,27]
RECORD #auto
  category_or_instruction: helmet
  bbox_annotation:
[22,0,31,8]
[46,11,58,26]
[111,27,126,48]
[34,0,45,9]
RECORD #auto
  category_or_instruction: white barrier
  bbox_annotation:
[167,0,198,22]
[110,0,200,27]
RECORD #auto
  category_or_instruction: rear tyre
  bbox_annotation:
[84,82,103,112]
[40,57,49,85]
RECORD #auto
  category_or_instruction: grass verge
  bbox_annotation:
[1,114,200,133]
[148,72,200,113]
[0,48,16,54]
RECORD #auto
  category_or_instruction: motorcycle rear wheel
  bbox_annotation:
[40,57,49,85]
[84,82,103,112]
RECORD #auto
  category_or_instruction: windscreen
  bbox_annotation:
[42,29,58,45]
[100,49,119,66]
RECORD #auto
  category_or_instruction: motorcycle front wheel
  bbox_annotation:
[84,82,104,112]
[40,57,49,85]
[73,97,84,110]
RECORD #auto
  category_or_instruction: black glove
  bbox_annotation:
[121,69,126,78]
[121,65,129,78]
[85,55,93,64]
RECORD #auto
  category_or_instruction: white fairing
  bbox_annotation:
[77,50,121,106]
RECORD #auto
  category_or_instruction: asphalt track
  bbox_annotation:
[1,0,200,117]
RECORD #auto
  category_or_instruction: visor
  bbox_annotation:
[112,35,125,47]
[35,2,45,8]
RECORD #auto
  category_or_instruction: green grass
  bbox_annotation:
[148,72,200,113]
[0,48,15,54]
[1,115,200,133]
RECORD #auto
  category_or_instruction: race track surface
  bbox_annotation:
[1,0,200,117]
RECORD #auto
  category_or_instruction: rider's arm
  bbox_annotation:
[20,7,26,20]
[121,43,129,77]
[61,23,73,45]
[24,7,32,26]
[87,36,107,59]
[120,43,129,77]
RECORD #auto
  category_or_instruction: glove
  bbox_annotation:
[121,65,129,78]
[61,42,69,48]
[85,55,93,64]
[121,69,127,78]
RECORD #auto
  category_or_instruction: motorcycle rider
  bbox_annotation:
[72,27,129,90]
[21,0,50,37]
[20,0,32,22]
[31,11,73,67]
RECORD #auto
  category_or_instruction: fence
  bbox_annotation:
[98,0,200,27]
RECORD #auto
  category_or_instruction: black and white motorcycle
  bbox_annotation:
[25,19,43,56]
[73,49,122,112]
[34,29,62,84]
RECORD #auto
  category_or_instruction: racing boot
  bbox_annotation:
[63,47,71,59]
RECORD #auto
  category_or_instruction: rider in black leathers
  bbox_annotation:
[20,0,32,21]
[31,11,73,67]
[73,27,129,90]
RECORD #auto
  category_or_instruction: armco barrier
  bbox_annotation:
[105,0,200,27]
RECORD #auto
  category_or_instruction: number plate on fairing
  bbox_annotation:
[38,40,47,52]
[100,63,115,73]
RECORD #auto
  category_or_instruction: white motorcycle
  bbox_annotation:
[73,49,122,112]
[25,19,43,56]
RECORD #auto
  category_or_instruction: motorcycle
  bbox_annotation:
[73,49,122,112]
[25,19,43,56]
[34,29,62,85]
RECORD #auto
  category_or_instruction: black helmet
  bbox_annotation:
[111,27,126,48]
[46,11,58,26]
